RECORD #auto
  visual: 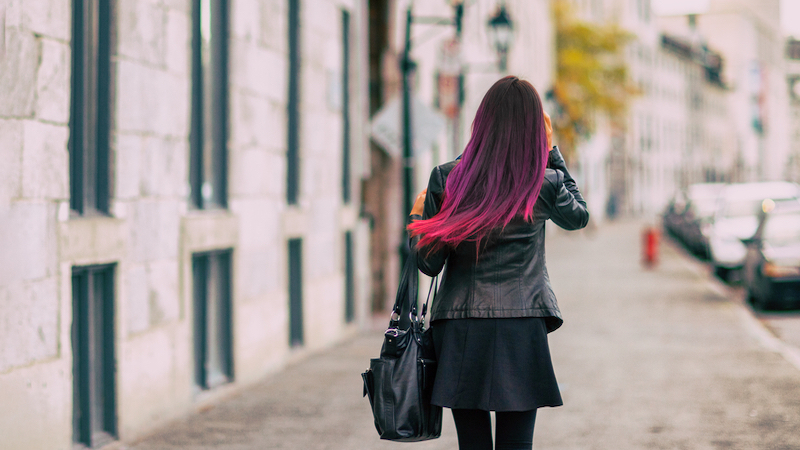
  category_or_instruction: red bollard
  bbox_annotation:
[641,226,660,269]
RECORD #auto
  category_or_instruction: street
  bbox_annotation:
[129,220,800,450]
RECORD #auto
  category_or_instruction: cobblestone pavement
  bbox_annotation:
[129,220,800,450]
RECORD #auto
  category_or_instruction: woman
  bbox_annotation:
[407,76,589,450]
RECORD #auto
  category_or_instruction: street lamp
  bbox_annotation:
[487,4,513,71]
[399,2,464,277]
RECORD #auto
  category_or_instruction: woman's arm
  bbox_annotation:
[408,166,449,276]
[547,146,590,230]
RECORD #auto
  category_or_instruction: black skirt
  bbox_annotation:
[430,317,563,411]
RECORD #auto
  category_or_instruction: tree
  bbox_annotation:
[550,0,637,162]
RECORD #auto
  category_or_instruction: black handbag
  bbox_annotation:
[361,252,442,442]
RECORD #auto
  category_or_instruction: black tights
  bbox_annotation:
[451,409,537,450]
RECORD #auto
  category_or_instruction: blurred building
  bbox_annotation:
[565,0,717,218]
[787,37,800,182]
[625,27,731,216]
[0,0,371,448]
[659,0,791,184]
[568,0,791,218]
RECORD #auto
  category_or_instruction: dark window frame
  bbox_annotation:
[344,231,355,323]
[72,264,117,448]
[69,0,114,216]
[288,238,304,346]
[190,0,230,210]
[287,0,301,204]
[341,9,351,204]
[192,250,234,389]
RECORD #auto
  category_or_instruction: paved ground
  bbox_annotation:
[129,220,800,449]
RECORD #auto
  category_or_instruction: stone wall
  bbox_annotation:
[0,0,371,447]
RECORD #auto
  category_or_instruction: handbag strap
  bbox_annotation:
[419,274,438,324]
[389,251,439,329]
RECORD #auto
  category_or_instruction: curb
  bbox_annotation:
[666,237,800,373]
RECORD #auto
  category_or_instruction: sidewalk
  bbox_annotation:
[130,220,800,450]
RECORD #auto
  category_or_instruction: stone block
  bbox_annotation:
[229,197,281,250]
[21,121,69,200]
[0,358,72,450]
[124,259,181,334]
[35,39,70,124]
[23,0,70,40]
[229,92,285,149]
[114,133,143,200]
[116,59,189,137]
[58,216,127,264]
[139,136,189,198]
[303,109,340,157]
[236,250,280,300]
[145,259,180,325]
[119,327,189,436]
[3,0,24,28]
[0,277,59,372]
[125,262,150,334]
[304,2,338,40]
[263,151,286,197]
[229,148,270,196]
[129,200,181,262]
[230,0,260,42]
[230,40,287,102]
[163,0,191,14]
[0,119,23,205]
[0,202,58,284]
[0,28,39,117]
[117,0,167,67]
[258,0,286,53]
[180,212,238,253]
[165,8,190,75]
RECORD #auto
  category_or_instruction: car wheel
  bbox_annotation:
[714,266,730,282]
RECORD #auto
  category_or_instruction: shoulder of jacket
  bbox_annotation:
[543,168,563,189]
[437,160,458,177]
[430,160,459,192]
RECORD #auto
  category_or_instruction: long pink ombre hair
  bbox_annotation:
[408,76,549,251]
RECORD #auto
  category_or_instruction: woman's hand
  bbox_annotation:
[543,111,553,150]
[410,188,427,216]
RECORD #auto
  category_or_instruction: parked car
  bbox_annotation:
[708,182,800,282]
[663,190,689,239]
[743,199,800,310]
[662,183,725,257]
[677,183,725,257]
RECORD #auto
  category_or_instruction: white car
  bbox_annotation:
[708,181,800,281]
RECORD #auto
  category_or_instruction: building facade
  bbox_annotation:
[786,37,800,182]
[659,0,790,184]
[0,0,371,448]
[567,0,791,218]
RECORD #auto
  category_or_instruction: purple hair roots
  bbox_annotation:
[408,76,549,252]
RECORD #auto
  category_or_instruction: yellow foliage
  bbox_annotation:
[551,0,638,161]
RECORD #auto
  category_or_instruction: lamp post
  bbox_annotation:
[398,1,514,277]
[399,2,464,272]
[487,4,514,72]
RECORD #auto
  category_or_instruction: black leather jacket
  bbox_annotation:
[410,147,588,333]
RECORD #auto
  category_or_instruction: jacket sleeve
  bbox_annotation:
[409,166,449,277]
[547,146,590,230]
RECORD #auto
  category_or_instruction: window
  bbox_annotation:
[190,0,229,209]
[341,9,351,204]
[287,0,301,204]
[72,265,116,448]
[344,231,355,323]
[288,239,304,346]
[192,250,233,389]
[69,0,113,215]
